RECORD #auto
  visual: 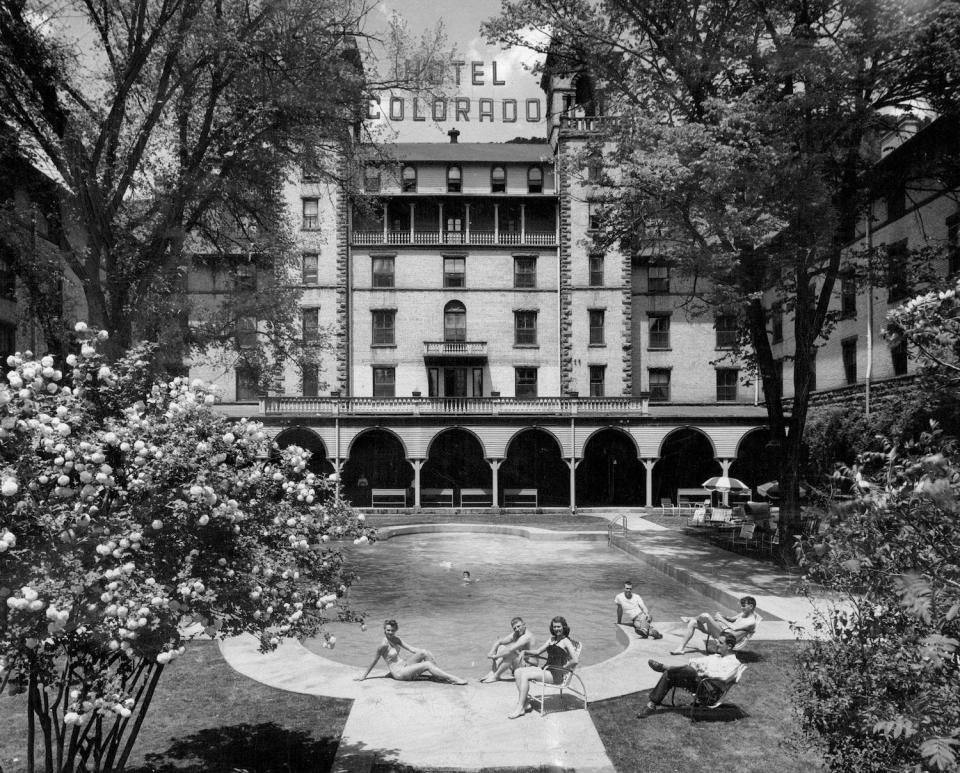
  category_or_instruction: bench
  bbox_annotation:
[370,488,407,508]
[503,488,538,508]
[460,488,493,507]
[421,488,455,507]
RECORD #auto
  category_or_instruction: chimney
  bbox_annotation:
[448,128,460,144]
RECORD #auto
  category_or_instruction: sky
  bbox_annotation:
[363,0,548,143]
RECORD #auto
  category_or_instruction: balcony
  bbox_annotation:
[558,115,622,133]
[423,341,488,358]
[351,230,557,247]
[260,395,649,417]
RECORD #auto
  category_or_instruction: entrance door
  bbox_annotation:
[444,367,468,397]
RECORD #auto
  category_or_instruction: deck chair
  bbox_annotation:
[668,663,748,713]
[529,641,587,716]
[705,614,763,653]
[729,521,756,552]
[660,498,676,516]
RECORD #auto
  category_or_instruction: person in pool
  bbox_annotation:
[507,615,579,719]
[355,619,468,684]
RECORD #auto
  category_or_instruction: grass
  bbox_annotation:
[0,640,352,773]
[589,640,818,773]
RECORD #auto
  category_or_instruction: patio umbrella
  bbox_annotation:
[757,480,809,500]
[701,476,752,493]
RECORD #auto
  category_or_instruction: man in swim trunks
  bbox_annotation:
[481,617,535,683]
[616,580,663,639]
[672,596,757,654]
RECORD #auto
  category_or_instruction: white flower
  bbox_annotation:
[74,322,88,333]
[1,477,18,497]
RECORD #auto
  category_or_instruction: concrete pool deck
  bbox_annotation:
[218,514,825,772]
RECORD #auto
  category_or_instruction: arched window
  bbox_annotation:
[401,165,417,193]
[443,300,466,342]
[491,165,506,193]
[447,165,462,193]
[527,165,543,194]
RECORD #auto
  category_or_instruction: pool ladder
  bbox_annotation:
[606,515,628,545]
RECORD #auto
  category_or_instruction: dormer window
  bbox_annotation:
[401,165,417,193]
[491,166,506,193]
[447,165,462,193]
[527,165,543,194]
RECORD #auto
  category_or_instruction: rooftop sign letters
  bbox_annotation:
[368,59,543,124]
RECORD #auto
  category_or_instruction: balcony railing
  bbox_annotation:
[260,395,649,417]
[423,341,488,357]
[558,115,622,133]
[351,230,557,247]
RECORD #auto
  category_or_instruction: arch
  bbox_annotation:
[729,427,777,492]
[424,425,488,460]
[446,164,462,192]
[501,428,568,507]
[654,427,719,505]
[576,427,645,506]
[401,164,417,192]
[443,299,467,341]
[572,72,596,116]
[422,427,490,492]
[274,426,333,476]
[491,165,506,193]
[527,165,543,194]
[341,428,412,507]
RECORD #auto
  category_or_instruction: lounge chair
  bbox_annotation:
[667,663,748,714]
[525,641,587,716]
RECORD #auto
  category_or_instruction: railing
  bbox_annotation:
[260,395,650,416]
[350,230,556,246]
[558,115,621,133]
[423,341,488,356]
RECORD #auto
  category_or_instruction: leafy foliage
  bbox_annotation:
[0,326,373,772]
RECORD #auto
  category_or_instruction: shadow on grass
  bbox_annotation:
[126,722,340,773]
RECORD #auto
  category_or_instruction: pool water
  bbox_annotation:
[303,533,716,675]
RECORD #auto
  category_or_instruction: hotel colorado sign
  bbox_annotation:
[367,59,544,124]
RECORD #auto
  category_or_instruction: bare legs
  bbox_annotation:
[481,649,519,683]
[394,652,467,684]
[672,613,723,654]
[508,665,556,718]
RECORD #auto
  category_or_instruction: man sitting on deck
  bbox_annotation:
[637,632,740,717]
[671,596,757,655]
[616,580,663,639]
[480,617,535,683]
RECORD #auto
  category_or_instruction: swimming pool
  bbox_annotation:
[303,532,716,674]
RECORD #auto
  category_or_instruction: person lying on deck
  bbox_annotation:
[671,596,757,655]
[355,619,467,684]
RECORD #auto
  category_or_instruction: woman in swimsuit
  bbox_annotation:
[508,615,579,719]
[355,619,467,684]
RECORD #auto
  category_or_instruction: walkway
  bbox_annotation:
[218,514,825,772]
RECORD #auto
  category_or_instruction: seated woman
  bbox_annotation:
[355,619,467,684]
[507,615,579,719]
[671,596,757,655]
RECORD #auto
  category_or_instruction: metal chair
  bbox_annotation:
[729,521,757,552]
[668,663,748,712]
[529,641,587,716]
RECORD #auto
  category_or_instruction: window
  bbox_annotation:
[302,253,319,285]
[236,367,261,401]
[364,166,381,193]
[649,314,670,349]
[716,369,739,402]
[401,165,417,193]
[587,202,602,231]
[649,369,670,402]
[589,254,604,286]
[302,198,319,230]
[715,314,738,349]
[444,300,466,342]
[372,256,395,287]
[527,166,543,194]
[771,304,783,343]
[589,365,605,397]
[236,317,257,349]
[234,265,256,293]
[589,309,605,345]
[514,311,538,346]
[840,271,856,318]
[302,308,321,343]
[372,310,396,346]
[842,337,857,384]
[447,165,462,193]
[373,367,396,397]
[515,367,538,398]
[648,265,669,294]
[586,156,602,182]
[891,340,908,376]
[948,214,960,275]
[443,256,465,288]
[491,166,506,193]
[886,240,910,302]
[302,363,319,397]
[514,256,536,288]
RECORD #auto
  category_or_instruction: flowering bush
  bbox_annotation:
[0,326,373,773]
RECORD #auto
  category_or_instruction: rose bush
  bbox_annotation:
[0,326,373,773]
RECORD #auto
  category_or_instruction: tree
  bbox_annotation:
[0,0,448,371]
[0,325,374,773]
[483,0,949,540]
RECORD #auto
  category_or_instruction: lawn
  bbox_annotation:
[0,640,352,773]
[589,640,818,773]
